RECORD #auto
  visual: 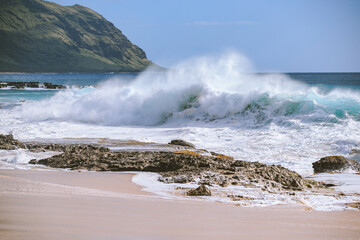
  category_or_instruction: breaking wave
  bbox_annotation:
[21,52,360,127]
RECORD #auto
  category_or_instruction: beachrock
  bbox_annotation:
[186,185,212,196]
[346,202,360,210]
[168,139,195,148]
[161,163,316,191]
[227,195,255,201]
[0,134,94,152]
[29,146,322,192]
[29,149,230,172]
[312,156,360,173]
[160,174,196,183]
[210,151,233,158]
[0,134,321,193]
[159,171,230,187]
[230,160,316,190]
[0,134,26,150]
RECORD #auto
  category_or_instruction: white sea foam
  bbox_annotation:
[132,172,360,211]
[0,149,59,170]
[18,52,360,127]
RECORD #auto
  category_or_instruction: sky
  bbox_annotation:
[51,0,360,72]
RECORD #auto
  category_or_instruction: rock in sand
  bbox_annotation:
[186,185,212,196]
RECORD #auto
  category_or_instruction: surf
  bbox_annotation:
[17,52,360,127]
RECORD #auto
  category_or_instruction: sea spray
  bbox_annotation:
[20,52,360,127]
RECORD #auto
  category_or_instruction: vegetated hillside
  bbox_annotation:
[0,0,153,72]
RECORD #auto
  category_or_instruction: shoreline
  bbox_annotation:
[0,169,149,196]
[0,169,359,240]
[1,134,360,211]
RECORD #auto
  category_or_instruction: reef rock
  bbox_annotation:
[0,134,26,150]
[168,139,195,148]
[312,156,360,173]
[0,134,323,193]
[0,81,65,89]
[346,202,360,210]
[186,185,212,196]
[29,146,321,191]
[227,195,255,201]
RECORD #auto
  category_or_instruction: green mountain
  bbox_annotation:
[0,0,152,72]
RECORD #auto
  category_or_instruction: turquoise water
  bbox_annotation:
[1,72,359,102]
[1,72,359,86]
[286,72,360,86]
[0,73,136,103]
[1,72,360,124]
[0,73,137,86]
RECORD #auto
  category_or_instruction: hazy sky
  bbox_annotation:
[52,0,360,72]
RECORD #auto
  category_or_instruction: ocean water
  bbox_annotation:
[1,53,359,210]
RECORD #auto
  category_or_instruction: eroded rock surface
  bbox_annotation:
[159,160,320,191]
[168,139,195,148]
[313,156,360,173]
[0,81,66,89]
[0,134,323,193]
[346,202,360,210]
[0,134,26,150]
[186,185,212,196]
[27,145,321,191]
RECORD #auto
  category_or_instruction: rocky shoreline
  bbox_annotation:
[0,81,66,89]
[1,134,359,208]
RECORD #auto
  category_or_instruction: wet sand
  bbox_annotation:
[0,169,359,240]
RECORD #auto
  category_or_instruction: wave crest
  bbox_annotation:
[21,52,360,127]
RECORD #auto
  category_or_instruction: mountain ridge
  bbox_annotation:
[0,0,153,72]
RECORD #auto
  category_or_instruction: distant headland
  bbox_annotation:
[0,0,153,73]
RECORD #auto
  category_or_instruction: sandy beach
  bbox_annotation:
[0,169,359,240]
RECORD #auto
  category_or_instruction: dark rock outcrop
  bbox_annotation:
[0,134,323,193]
[0,81,66,89]
[227,195,255,201]
[346,202,360,210]
[186,185,211,196]
[312,156,360,173]
[160,159,320,191]
[0,134,26,150]
[28,144,321,191]
[168,139,195,148]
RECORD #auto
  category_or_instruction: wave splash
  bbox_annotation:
[21,52,360,126]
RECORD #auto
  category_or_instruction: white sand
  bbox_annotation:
[0,169,359,240]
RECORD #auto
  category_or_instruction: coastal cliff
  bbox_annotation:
[0,0,152,72]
